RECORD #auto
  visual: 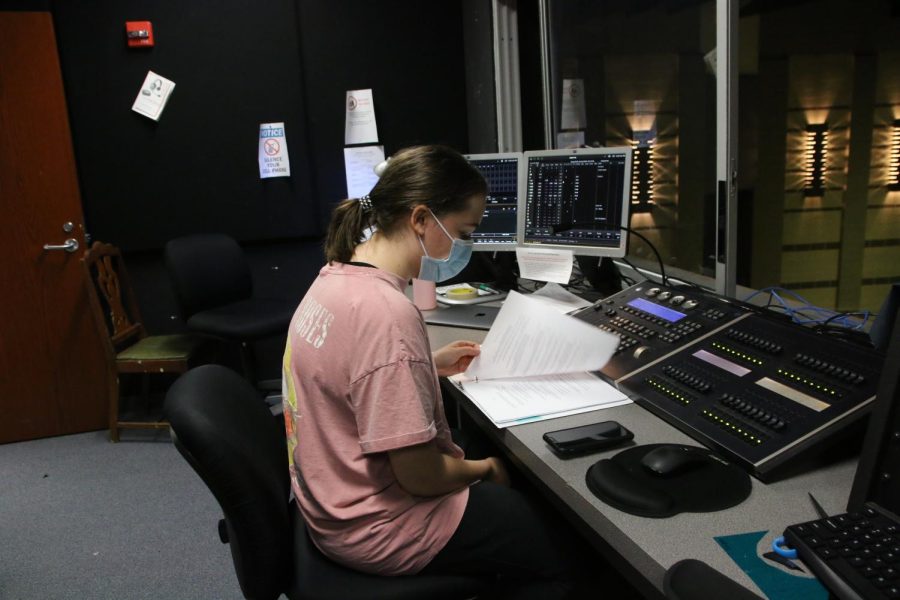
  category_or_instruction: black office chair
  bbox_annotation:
[163,234,296,387]
[664,559,764,600]
[164,364,485,600]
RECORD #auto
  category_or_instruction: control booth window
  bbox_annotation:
[541,0,900,316]
[543,0,718,280]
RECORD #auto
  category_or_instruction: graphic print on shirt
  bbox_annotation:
[282,337,298,470]
[292,296,335,349]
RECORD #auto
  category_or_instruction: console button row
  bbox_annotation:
[794,353,866,385]
[719,394,787,432]
[659,320,703,344]
[596,323,639,355]
[610,316,657,340]
[662,365,712,393]
[702,308,727,320]
[616,337,639,355]
[672,321,702,334]
[725,329,783,354]
[622,305,671,328]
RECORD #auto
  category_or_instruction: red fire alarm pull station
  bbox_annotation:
[125,21,154,48]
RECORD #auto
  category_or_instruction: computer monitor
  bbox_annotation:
[847,305,900,513]
[463,152,522,252]
[518,147,632,257]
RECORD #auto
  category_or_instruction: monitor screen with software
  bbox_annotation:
[464,152,522,252]
[518,147,632,257]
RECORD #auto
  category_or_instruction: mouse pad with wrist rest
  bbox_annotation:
[585,443,752,518]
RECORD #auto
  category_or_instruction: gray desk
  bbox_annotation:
[428,322,858,599]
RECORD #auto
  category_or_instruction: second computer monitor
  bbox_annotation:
[464,152,522,252]
[519,147,632,258]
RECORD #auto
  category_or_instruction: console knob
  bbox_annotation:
[646,287,661,297]
[657,291,672,301]
[671,295,685,305]
[682,300,699,309]
[633,346,651,359]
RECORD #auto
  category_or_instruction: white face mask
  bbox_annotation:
[417,210,473,282]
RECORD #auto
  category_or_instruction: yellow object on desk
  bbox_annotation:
[446,287,479,300]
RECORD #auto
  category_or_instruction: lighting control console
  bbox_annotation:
[574,281,885,480]
[574,282,746,381]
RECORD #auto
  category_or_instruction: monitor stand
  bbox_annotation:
[577,255,621,297]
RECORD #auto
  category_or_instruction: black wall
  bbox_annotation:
[52,0,471,249]
[53,0,320,251]
[47,0,472,377]
[296,0,470,230]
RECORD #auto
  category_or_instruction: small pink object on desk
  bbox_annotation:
[412,278,437,310]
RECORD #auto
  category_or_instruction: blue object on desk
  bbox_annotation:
[772,536,798,559]
[715,531,827,600]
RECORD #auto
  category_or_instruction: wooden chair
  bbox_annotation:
[82,241,210,442]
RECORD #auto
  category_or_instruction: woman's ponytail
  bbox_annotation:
[323,145,487,264]
[324,198,370,263]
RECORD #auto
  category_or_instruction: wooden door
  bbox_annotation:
[0,11,107,443]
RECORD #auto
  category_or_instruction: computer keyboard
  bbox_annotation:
[784,503,900,599]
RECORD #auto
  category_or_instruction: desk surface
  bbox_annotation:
[427,322,857,599]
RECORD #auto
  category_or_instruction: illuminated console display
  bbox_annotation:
[627,298,686,323]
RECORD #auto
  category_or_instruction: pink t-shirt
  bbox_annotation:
[281,262,468,575]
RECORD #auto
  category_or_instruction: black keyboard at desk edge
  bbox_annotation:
[784,503,900,599]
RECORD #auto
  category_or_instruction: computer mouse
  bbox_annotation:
[640,445,710,477]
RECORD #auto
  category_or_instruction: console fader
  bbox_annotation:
[574,281,885,480]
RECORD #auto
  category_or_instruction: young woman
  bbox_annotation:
[282,145,580,599]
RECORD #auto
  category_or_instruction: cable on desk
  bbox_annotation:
[621,225,667,287]
[742,287,872,332]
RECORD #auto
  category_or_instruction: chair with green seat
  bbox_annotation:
[82,241,211,441]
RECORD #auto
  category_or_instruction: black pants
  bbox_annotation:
[421,480,581,600]
[419,428,592,600]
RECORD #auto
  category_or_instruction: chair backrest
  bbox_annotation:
[164,364,291,600]
[164,234,253,318]
[81,241,147,356]
[664,559,763,600]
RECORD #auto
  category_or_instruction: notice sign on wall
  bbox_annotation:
[344,89,379,145]
[560,78,586,131]
[258,122,291,178]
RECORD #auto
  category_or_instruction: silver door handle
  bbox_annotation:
[43,238,80,253]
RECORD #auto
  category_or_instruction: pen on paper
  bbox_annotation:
[511,415,543,425]
[476,284,500,294]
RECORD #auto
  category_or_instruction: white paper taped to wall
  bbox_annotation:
[344,89,379,145]
[131,71,175,121]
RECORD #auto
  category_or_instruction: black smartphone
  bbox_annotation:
[543,421,633,457]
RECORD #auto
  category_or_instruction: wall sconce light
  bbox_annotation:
[889,120,900,191]
[631,131,654,213]
[804,124,828,197]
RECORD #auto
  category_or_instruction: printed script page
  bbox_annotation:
[456,291,630,427]
[464,291,617,381]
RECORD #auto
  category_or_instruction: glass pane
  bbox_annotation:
[738,0,900,317]
[545,0,718,279]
